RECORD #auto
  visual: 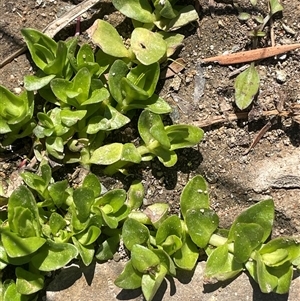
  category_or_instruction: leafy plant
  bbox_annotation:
[234,0,283,110]
[0,25,202,171]
[0,167,299,301]
[0,86,35,146]
[111,0,198,31]
[115,175,300,300]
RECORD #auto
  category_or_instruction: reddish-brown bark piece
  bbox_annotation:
[202,44,300,65]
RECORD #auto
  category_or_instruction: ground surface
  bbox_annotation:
[0,0,300,300]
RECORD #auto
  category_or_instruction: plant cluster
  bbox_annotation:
[0,168,299,301]
[0,22,202,173]
[0,1,299,301]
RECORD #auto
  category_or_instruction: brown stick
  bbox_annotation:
[193,109,294,128]
[202,44,300,65]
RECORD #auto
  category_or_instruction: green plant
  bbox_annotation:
[0,87,35,146]
[0,26,202,171]
[115,175,300,300]
[0,161,133,300]
[0,168,299,301]
[111,0,198,31]
[234,0,283,110]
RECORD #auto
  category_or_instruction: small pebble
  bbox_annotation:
[275,70,287,83]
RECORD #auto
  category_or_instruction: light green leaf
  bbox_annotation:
[156,215,182,245]
[205,244,243,281]
[16,267,44,295]
[232,223,264,263]
[141,265,167,301]
[60,109,86,127]
[131,28,167,65]
[112,0,154,23]
[73,187,95,222]
[96,235,120,261]
[126,180,144,210]
[86,105,130,134]
[87,19,130,58]
[255,251,278,293]
[45,136,64,160]
[24,74,56,91]
[173,234,199,271]
[259,237,300,267]
[108,60,129,103]
[49,212,67,235]
[8,185,41,236]
[75,225,101,246]
[144,203,169,229]
[166,5,198,31]
[48,180,69,207]
[131,244,160,274]
[72,237,95,266]
[269,0,283,15]
[32,240,78,271]
[82,173,101,197]
[238,12,251,21]
[166,124,204,150]
[2,232,46,257]
[234,64,260,110]
[114,260,142,289]
[3,281,30,301]
[90,143,141,165]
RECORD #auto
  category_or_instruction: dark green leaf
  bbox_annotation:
[122,218,150,251]
[186,208,219,248]
[228,199,274,243]
[156,215,182,245]
[180,175,209,219]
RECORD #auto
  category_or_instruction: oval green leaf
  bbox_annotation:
[186,208,219,248]
[180,175,209,219]
[87,19,130,58]
[31,240,78,271]
[131,28,167,65]
[234,64,260,110]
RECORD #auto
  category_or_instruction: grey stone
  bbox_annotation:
[46,261,300,301]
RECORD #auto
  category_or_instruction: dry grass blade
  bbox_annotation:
[202,44,300,65]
